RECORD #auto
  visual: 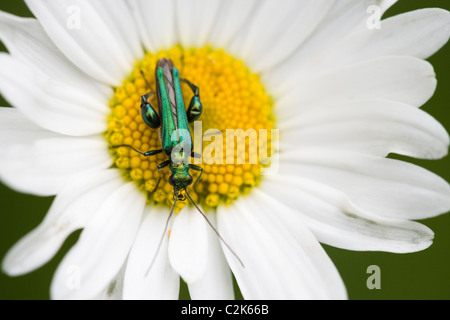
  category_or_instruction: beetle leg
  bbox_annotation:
[154,160,171,193]
[181,78,202,122]
[113,145,163,157]
[189,164,203,194]
[141,93,161,129]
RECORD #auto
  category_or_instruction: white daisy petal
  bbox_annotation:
[0,126,112,197]
[25,0,141,86]
[207,0,257,49]
[231,0,334,72]
[188,213,234,300]
[379,0,398,13]
[0,107,58,147]
[175,0,221,48]
[0,54,108,136]
[168,206,208,284]
[217,197,346,299]
[325,9,450,69]
[123,208,179,300]
[51,182,145,300]
[261,176,434,253]
[276,56,436,115]
[0,11,112,103]
[128,0,177,51]
[281,100,449,159]
[280,149,450,220]
[96,262,127,300]
[265,0,410,95]
[93,0,143,62]
[2,169,123,276]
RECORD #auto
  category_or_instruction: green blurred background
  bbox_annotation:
[0,0,449,300]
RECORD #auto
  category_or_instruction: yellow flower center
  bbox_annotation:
[106,46,275,211]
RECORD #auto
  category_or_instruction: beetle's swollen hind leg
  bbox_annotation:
[139,70,161,129]
[181,78,202,122]
[153,160,171,193]
[181,78,199,96]
[141,93,161,129]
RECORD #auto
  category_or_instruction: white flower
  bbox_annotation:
[1,0,450,300]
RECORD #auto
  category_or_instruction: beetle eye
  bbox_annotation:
[187,175,193,186]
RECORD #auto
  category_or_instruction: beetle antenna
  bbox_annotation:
[185,189,245,268]
[145,195,178,277]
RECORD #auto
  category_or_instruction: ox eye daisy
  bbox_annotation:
[106,45,275,212]
[0,0,450,300]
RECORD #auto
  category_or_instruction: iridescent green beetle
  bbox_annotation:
[118,58,203,201]
[115,58,243,270]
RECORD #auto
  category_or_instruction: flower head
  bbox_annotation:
[1,0,450,300]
